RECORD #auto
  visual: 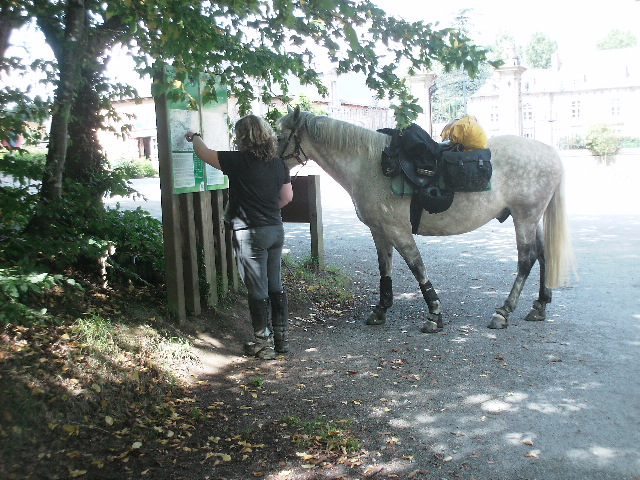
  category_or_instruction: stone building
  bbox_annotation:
[468,47,640,147]
[99,47,639,165]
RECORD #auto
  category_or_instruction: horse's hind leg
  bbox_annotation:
[489,221,549,329]
[525,225,552,322]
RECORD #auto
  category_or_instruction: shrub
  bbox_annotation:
[0,267,81,326]
[99,207,165,284]
[112,157,158,179]
[619,136,640,148]
[585,124,621,165]
[558,133,586,150]
[0,150,165,325]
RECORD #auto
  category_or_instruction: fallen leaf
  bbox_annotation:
[522,439,534,446]
[525,452,538,458]
[105,416,114,426]
[69,470,87,477]
[296,452,315,460]
[132,441,142,449]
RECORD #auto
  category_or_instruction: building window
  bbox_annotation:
[138,137,152,158]
[571,100,580,119]
[611,98,621,117]
[523,103,533,121]
[491,105,499,123]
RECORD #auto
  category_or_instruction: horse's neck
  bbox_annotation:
[302,119,385,194]
[304,140,362,194]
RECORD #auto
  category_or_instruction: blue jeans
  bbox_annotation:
[232,224,285,300]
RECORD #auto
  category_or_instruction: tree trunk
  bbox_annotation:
[0,4,28,61]
[64,64,109,205]
[39,0,86,203]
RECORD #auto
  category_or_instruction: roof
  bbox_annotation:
[473,47,640,98]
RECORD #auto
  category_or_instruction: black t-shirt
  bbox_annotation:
[218,151,291,230]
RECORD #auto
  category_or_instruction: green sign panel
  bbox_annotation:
[166,69,229,194]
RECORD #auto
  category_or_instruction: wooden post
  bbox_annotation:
[281,175,324,269]
[210,190,229,295]
[154,87,187,322]
[223,189,239,292]
[194,191,218,306]
[307,175,325,270]
[179,194,201,315]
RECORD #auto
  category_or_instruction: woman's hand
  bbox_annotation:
[184,132,221,170]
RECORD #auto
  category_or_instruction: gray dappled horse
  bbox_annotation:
[277,106,576,333]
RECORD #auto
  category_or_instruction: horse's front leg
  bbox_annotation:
[368,227,443,333]
[365,232,394,325]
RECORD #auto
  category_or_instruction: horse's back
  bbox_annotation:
[487,135,564,216]
[488,135,563,177]
[414,135,563,236]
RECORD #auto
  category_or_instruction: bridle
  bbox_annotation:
[279,128,309,166]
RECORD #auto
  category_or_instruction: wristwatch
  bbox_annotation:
[190,133,201,142]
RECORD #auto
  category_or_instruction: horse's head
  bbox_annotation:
[277,105,309,168]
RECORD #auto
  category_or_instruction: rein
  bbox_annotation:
[280,129,309,166]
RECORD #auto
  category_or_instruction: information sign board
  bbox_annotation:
[166,68,229,194]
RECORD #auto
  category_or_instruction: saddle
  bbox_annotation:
[379,123,492,234]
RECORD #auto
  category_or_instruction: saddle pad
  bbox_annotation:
[390,175,415,197]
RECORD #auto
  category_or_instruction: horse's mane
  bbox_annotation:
[301,112,389,159]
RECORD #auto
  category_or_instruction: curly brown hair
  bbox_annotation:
[234,115,277,162]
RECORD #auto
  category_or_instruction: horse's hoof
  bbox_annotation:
[420,320,441,333]
[488,312,508,329]
[365,309,386,325]
[525,310,545,321]
[525,301,546,321]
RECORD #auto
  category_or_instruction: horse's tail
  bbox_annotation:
[543,169,577,288]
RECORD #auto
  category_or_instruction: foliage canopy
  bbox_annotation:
[597,29,637,50]
[524,32,558,69]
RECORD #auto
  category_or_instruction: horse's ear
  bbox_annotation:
[293,105,301,121]
[287,105,294,114]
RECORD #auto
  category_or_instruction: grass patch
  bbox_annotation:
[282,255,355,317]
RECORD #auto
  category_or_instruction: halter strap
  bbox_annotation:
[281,129,309,166]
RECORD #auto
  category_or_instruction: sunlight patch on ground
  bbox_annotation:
[396,292,418,300]
[505,432,536,445]
[414,413,438,424]
[527,398,587,414]
[566,445,625,468]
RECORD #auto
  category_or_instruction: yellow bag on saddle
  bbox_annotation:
[441,115,488,150]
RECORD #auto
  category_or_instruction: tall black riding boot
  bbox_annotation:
[270,290,289,353]
[244,297,275,360]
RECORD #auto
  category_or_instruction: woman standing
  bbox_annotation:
[186,115,293,360]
